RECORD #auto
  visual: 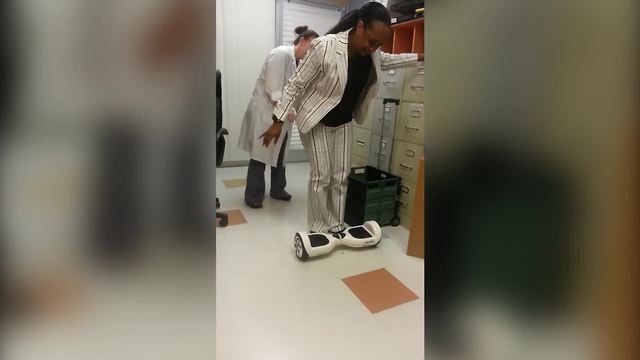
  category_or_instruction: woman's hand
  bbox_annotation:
[259,121,283,147]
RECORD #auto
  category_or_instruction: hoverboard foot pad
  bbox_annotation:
[309,233,330,247]
[348,226,373,239]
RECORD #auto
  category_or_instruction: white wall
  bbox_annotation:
[216,0,276,163]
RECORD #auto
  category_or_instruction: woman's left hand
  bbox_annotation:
[259,122,283,147]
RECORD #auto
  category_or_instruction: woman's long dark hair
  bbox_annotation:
[326,2,391,35]
[293,25,319,45]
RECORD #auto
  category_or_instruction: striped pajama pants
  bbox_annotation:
[300,122,352,233]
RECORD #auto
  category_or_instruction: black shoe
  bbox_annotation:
[245,201,263,209]
[329,225,347,234]
[270,191,292,201]
[331,231,347,240]
[329,226,347,239]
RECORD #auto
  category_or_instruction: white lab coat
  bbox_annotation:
[238,45,296,167]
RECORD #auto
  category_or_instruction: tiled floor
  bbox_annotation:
[216,162,425,360]
[216,209,247,227]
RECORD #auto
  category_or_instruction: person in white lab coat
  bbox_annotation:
[238,26,318,208]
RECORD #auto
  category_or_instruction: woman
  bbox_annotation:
[260,3,424,233]
[238,26,319,208]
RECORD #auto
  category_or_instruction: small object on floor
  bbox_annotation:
[293,221,382,260]
[270,192,292,201]
[217,213,228,227]
[216,197,228,227]
[216,209,248,227]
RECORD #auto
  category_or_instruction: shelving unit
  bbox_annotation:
[381,18,424,54]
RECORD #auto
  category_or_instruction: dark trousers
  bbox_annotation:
[244,133,288,204]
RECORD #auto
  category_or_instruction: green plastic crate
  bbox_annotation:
[345,166,400,226]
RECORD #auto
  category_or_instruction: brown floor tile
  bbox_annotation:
[223,178,247,188]
[342,268,419,314]
[216,209,247,227]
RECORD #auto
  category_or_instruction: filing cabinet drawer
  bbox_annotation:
[403,61,425,103]
[372,99,399,138]
[352,127,372,159]
[396,102,425,145]
[368,134,393,172]
[351,153,369,168]
[391,140,424,183]
[399,212,412,230]
[377,68,406,99]
[397,180,417,218]
[357,100,375,130]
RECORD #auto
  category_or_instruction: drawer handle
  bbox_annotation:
[398,201,408,208]
[411,84,425,89]
[417,70,425,75]
[404,126,420,132]
[356,140,365,146]
[410,110,422,117]
[405,149,416,157]
[400,186,410,194]
[400,163,413,171]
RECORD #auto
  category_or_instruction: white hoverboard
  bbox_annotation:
[293,221,383,260]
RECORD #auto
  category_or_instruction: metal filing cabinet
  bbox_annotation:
[377,68,406,99]
[402,61,425,103]
[351,95,374,170]
[399,212,412,229]
[372,99,399,139]
[351,153,369,168]
[357,99,374,130]
[368,134,393,172]
[352,126,372,159]
[397,180,417,219]
[350,59,425,229]
[395,102,425,145]
[391,140,424,184]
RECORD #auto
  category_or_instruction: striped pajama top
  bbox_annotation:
[272,29,418,134]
